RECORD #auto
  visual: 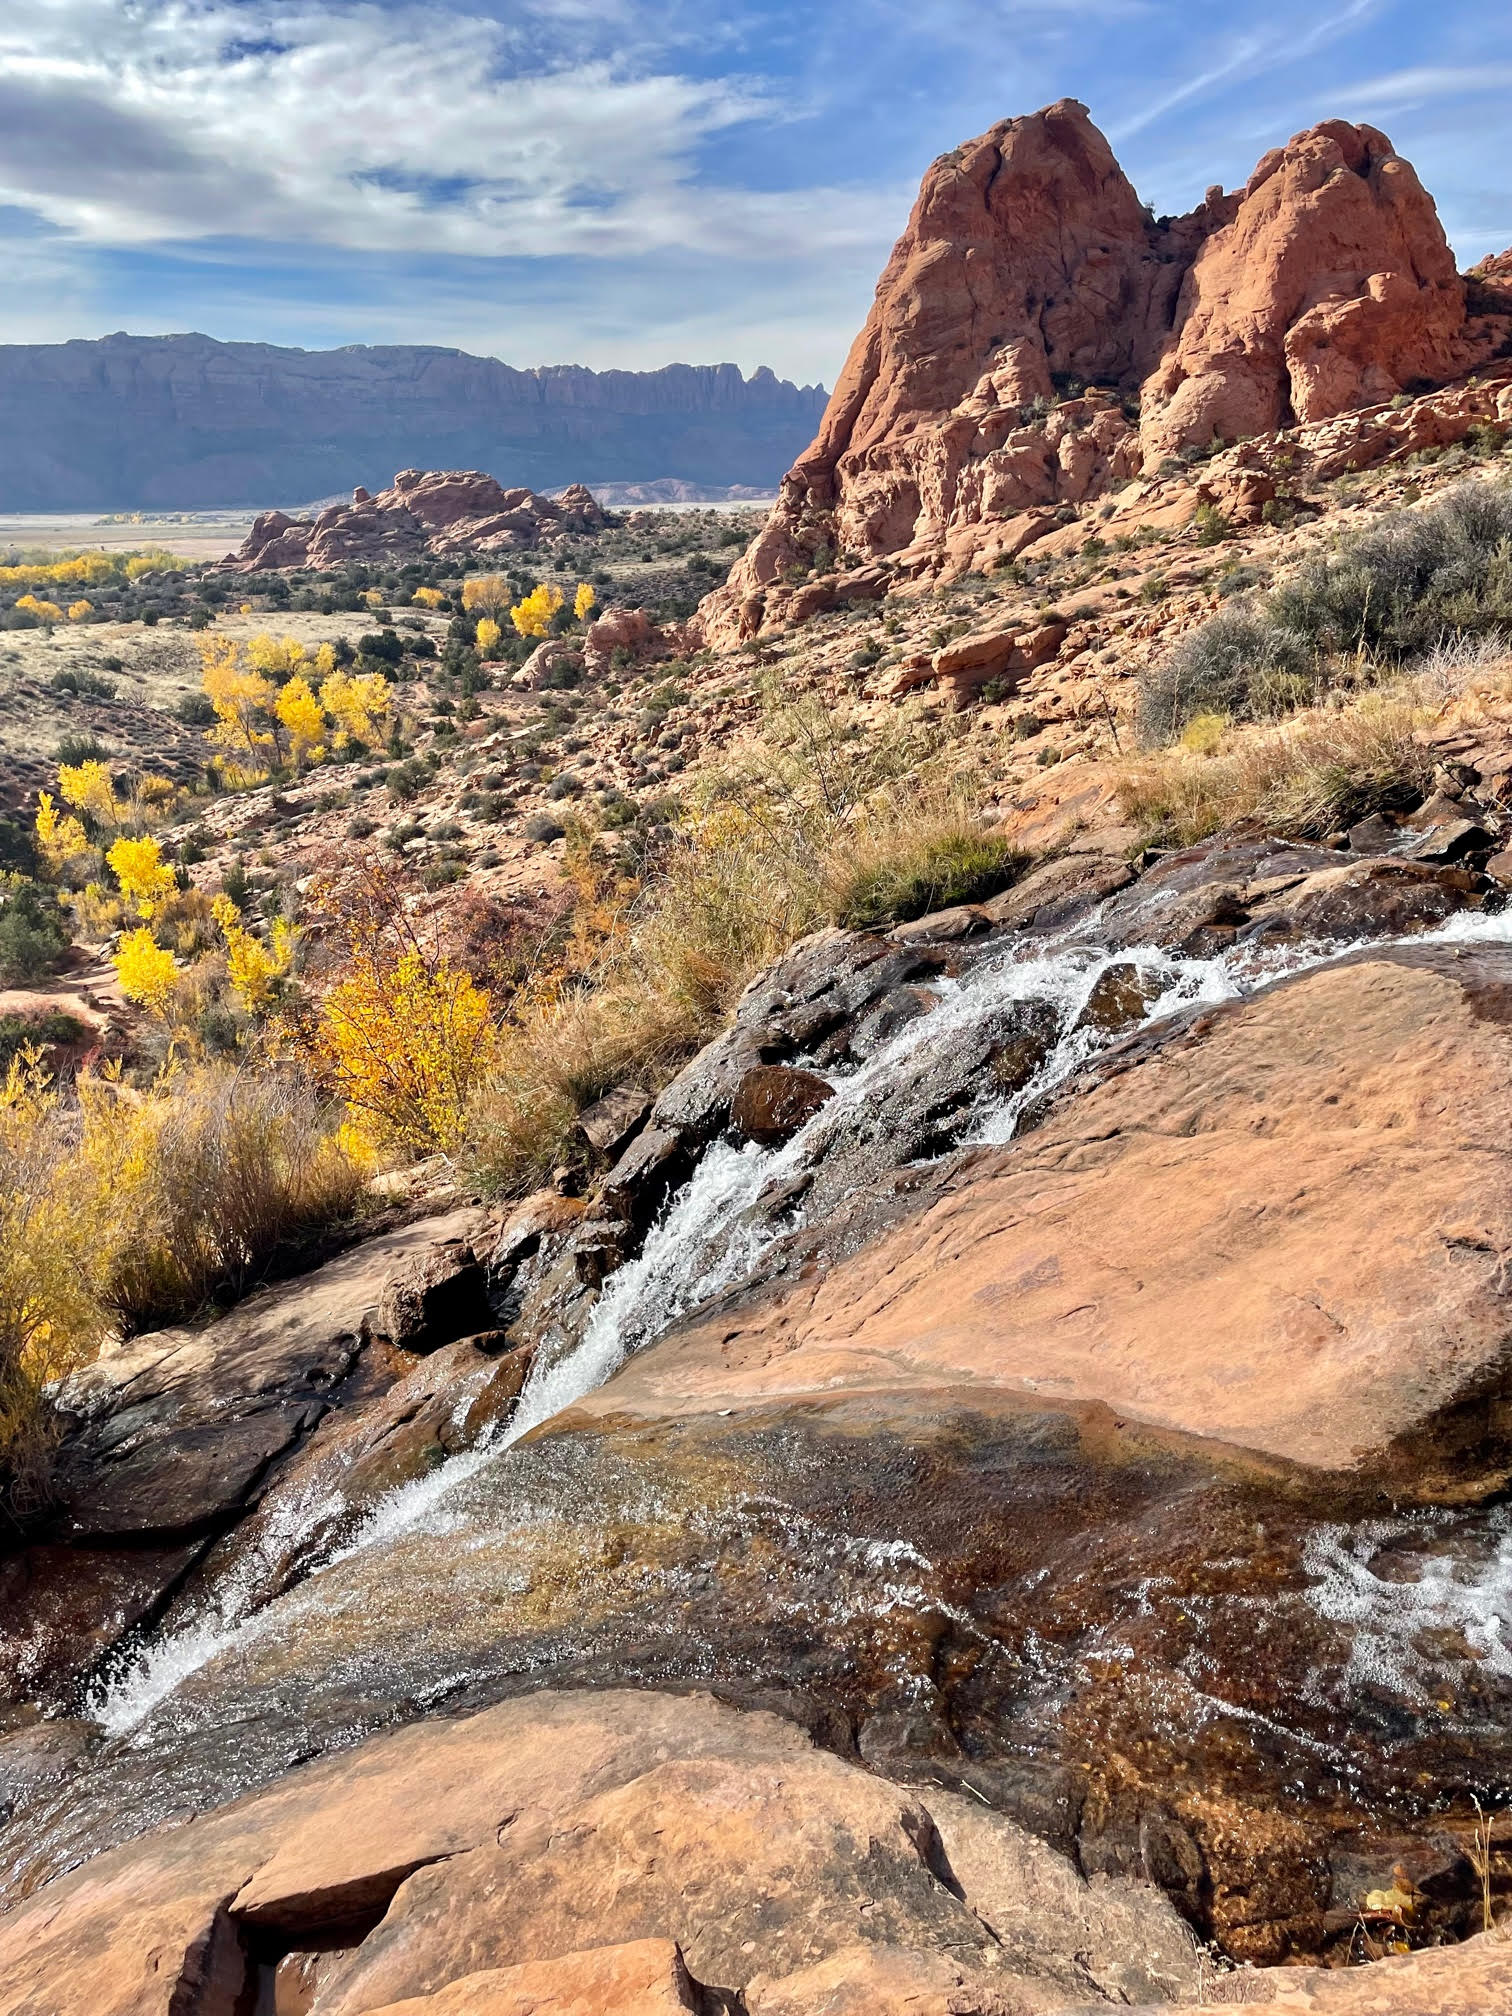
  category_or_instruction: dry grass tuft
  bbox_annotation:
[1117,687,1436,847]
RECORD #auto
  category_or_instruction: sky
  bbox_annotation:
[1,0,1509,386]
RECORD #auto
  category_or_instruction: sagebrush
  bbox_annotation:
[1139,478,1512,739]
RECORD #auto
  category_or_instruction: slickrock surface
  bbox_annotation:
[0,1690,1197,2016]
[580,947,1512,1495]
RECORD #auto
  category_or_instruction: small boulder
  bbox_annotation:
[377,1237,492,1354]
[576,1085,653,1159]
[730,1066,835,1148]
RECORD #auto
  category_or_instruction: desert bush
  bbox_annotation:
[1270,480,1512,660]
[0,875,69,985]
[93,1064,363,1330]
[1140,479,1512,739]
[1137,602,1315,742]
[0,1008,86,1071]
[314,873,501,1155]
[1117,687,1434,847]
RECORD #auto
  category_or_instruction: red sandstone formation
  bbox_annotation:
[699,102,1512,641]
[229,470,606,571]
[1140,120,1468,463]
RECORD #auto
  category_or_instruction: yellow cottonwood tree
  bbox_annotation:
[320,947,497,1152]
[461,575,509,617]
[574,582,596,621]
[114,928,178,1014]
[212,893,294,1014]
[67,600,93,622]
[58,761,119,828]
[510,583,563,639]
[199,636,278,765]
[475,617,502,656]
[106,835,175,919]
[275,676,326,769]
[319,669,391,748]
[34,793,91,875]
[412,586,445,609]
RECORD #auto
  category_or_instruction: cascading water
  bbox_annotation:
[86,893,1512,1740]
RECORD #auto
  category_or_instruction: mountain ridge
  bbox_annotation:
[0,333,829,512]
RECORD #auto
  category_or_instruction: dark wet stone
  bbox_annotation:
[1074,961,1173,1037]
[577,1085,653,1158]
[729,1066,834,1147]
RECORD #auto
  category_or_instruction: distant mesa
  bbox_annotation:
[228,469,606,571]
[0,339,829,512]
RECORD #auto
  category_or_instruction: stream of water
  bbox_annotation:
[87,892,1512,1737]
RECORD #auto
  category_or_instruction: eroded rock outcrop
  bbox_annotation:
[699,102,1511,637]
[0,1689,1199,2015]
[230,470,606,572]
[1139,120,1469,463]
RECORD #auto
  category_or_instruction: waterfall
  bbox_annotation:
[87,897,1512,1735]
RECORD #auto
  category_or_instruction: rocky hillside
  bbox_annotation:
[3,101,1512,2016]
[227,471,609,572]
[0,339,829,511]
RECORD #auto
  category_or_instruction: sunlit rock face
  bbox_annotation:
[697,103,1500,641]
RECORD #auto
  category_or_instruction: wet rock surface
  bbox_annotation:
[5,834,1512,2006]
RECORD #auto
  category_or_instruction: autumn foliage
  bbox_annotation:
[313,868,499,1154]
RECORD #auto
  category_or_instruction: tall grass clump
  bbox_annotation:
[1139,478,1512,741]
[0,1055,363,1505]
[464,697,1025,1196]
[1118,687,1436,847]
[96,1066,365,1330]
[0,1058,115,1506]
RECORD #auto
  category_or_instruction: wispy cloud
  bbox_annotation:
[1338,63,1512,110]
[1109,0,1382,141]
[0,0,893,262]
[0,0,1506,381]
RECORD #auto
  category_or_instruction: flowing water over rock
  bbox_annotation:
[10,862,1512,1963]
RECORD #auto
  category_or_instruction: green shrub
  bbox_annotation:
[0,877,69,986]
[1137,602,1315,742]
[1140,478,1512,741]
[0,1008,85,1071]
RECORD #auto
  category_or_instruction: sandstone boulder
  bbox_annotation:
[358,1940,701,2015]
[0,1689,1197,2016]
[581,606,658,675]
[576,947,1512,1496]
[376,1224,494,1351]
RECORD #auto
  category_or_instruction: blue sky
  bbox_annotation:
[1,0,1509,384]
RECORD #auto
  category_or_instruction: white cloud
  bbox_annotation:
[0,0,897,262]
[1337,63,1512,110]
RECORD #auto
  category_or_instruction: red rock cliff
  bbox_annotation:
[700,102,1492,641]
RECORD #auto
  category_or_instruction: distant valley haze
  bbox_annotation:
[0,0,1508,508]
